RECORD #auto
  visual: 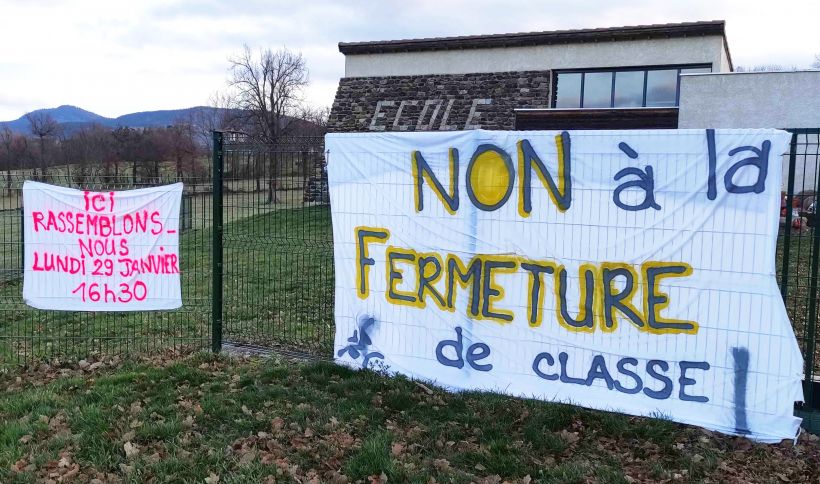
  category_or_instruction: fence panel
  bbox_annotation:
[219,135,333,355]
[1,127,818,411]
[778,129,820,409]
[0,166,213,365]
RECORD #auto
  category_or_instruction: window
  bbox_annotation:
[582,72,612,108]
[613,71,644,107]
[645,69,677,107]
[553,65,711,109]
[554,73,581,108]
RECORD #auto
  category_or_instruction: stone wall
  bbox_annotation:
[327,70,551,133]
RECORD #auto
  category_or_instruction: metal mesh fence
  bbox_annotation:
[0,168,213,364]
[218,134,333,354]
[0,134,333,366]
[778,129,820,409]
[0,129,817,412]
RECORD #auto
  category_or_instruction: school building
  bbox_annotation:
[327,20,820,132]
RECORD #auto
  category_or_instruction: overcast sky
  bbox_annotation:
[0,0,817,120]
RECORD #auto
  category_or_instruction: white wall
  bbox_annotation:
[345,36,729,77]
[679,71,820,192]
[718,45,733,73]
[678,71,820,129]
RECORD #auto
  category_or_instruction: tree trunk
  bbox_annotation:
[267,152,279,204]
[301,151,308,206]
[38,136,46,181]
[255,152,261,192]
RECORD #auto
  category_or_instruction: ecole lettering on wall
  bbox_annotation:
[369,98,493,131]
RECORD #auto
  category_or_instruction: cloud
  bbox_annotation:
[0,0,817,120]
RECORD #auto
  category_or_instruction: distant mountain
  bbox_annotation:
[0,105,232,134]
[113,107,222,129]
[34,105,107,124]
[1,105,105,132]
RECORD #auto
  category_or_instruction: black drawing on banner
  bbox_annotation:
[337,314,384,369]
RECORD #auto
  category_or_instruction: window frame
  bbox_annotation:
[551,64,712,109]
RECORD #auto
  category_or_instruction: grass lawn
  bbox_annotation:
[1,352,818,484]
[220,204,333,351]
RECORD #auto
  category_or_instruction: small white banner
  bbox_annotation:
[22,181,183,311]
[327,129,804,443]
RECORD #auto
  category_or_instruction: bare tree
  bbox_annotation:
[734,64,799,72]
[57,129,76,183]
[142,128,163,184]
[200,93,244,184]
[292,105,330,196]
[111,126,135,181]
[86,124,115,180]
[61,124,109,183]
[813,54,820,69]
[299,105,330,134]
[227,45,309,203]
[111,127,148,186]
[162,123,199,182]
[26,112,59,179]
[0,128,32,195]
[0,126,14,195]
[197,91,240,150]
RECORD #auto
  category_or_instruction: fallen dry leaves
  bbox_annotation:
[2,350,819,483]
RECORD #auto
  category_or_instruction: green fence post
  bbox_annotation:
[212,131,224,353]
[780,132,798,299]
[19,205,25,278]
[806,133,820,408]
[807,247,820,409]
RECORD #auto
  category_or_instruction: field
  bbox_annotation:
[0,352,818,483]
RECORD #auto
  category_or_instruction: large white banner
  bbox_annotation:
[23,181,183,311]
[327,129,804,443]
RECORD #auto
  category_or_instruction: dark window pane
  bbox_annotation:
[681,67,712,75]
[645,69,678,107]
[582,72,612,108]
[614,71,644,107]
[555,73,581,108]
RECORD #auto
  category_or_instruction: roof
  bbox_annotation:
[338,20,727,55]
